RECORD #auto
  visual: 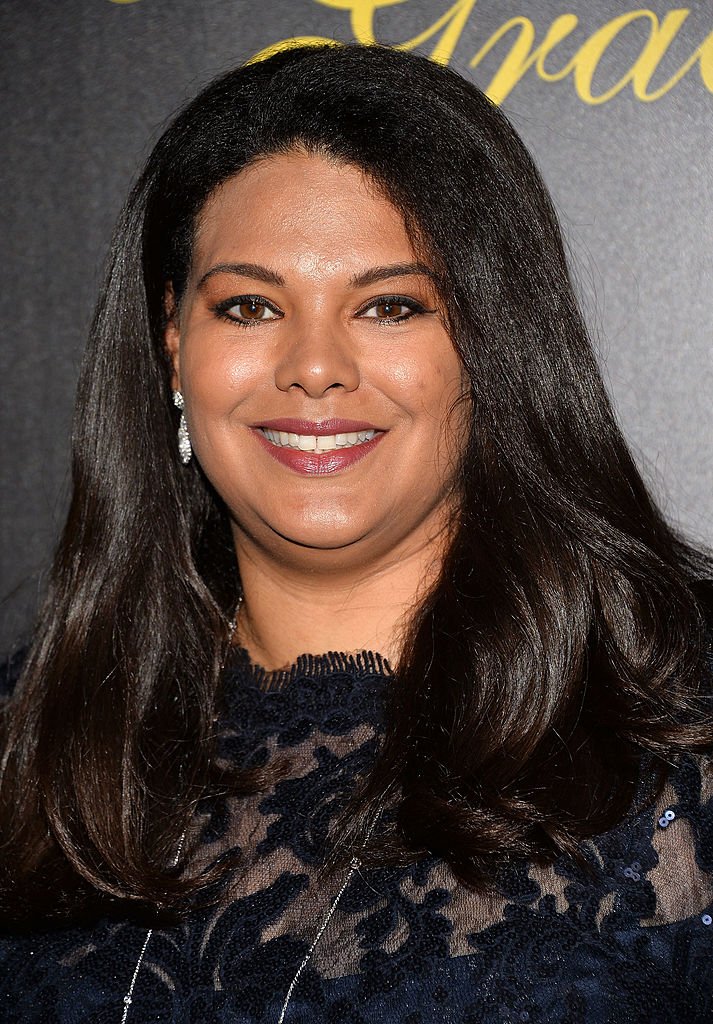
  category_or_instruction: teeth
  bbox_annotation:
[261,428,377,452]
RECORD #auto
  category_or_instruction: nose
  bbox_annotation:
[273,319,360,398]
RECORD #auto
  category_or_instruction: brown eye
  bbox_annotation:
[374,301,406,318]
[238,300,269,320]
[214,296,282,324]
[359,296,426,322]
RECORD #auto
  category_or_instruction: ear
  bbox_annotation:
[163,282,181,391]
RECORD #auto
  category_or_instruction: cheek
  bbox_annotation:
[422,363,471,467]
[412,361,468,425]
[182,332,261,409]
[377,349,458,407]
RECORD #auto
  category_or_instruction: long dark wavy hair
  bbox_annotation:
[1,44,711,924]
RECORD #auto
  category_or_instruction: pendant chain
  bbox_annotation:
[120,928,152,1024]
[276,856,362,1023]
[120,604,376,1022]
[120,610,237,1021]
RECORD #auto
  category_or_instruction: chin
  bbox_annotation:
[230,498,387,560]
[272,522,372,553]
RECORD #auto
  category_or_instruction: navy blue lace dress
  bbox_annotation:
[1,647,712,1023]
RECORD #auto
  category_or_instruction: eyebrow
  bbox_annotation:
[197,262,285,290]
[196,260,437,291]
[348,262,438,289]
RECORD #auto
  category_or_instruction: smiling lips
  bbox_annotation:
[253,419,385,475]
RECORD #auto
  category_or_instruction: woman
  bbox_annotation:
[0,43,711,1023]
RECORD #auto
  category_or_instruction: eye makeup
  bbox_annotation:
[355,294,437,324]
[211,294,283,325]
[210,292,437,327]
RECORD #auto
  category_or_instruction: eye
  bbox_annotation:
[212,295,283,325]
[357,295,431,323]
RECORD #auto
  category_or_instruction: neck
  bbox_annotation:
[232,529,448,671]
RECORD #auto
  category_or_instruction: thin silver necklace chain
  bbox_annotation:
[121,847,366,1023]
[276,856,362,1023]
[120,928,153,1023]
[120,832,186,1023]
[121,611,239,1023]
[120,607,376,1022]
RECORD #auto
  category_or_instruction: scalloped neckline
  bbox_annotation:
[224,645,393,693]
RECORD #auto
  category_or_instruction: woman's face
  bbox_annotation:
[166,151,469,572]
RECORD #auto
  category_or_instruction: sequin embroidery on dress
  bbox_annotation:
[0,648,712,1023]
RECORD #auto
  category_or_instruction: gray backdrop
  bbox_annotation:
[1,0,711,652]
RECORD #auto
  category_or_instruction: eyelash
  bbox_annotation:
[211,294,435,326]
[211,294,281,326]
[357,295,434,324]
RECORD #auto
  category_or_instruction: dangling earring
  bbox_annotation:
[172,390,192,464]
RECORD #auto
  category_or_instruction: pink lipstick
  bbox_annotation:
[251,419,385,475]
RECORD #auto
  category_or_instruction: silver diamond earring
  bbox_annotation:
[172,390,192,464]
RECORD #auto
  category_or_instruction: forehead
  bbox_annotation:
[192,150,418,278]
